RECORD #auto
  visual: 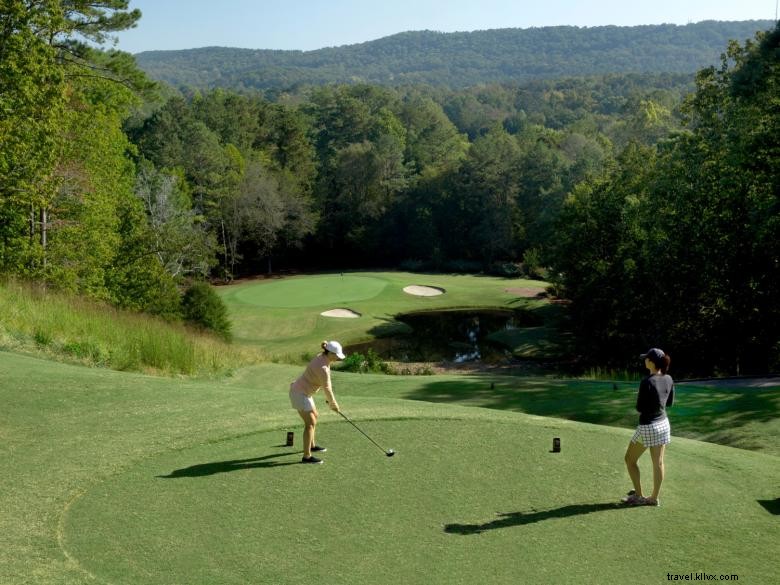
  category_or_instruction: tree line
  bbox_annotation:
[1,2,777,375]
[124,73,689,277]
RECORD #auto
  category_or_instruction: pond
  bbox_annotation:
[345,309,541,364]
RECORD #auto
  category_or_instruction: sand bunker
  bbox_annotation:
[403,285,445,297]
[320,308,361,318]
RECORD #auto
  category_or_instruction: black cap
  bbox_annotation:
[640,348,665,362]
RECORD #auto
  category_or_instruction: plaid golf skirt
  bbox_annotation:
[631,417,671,447]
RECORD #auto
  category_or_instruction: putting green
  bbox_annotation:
[229,275,388,308]
[61,418,779,585]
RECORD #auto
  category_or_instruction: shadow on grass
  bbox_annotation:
[444,502,626,535]
[404,377,780,442]
[157,452,298,478]
[758,498,780,515]
[405,377,636,428]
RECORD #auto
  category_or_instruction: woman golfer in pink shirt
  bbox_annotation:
[289,341,344,464]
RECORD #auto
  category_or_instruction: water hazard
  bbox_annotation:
[345,309,541,364]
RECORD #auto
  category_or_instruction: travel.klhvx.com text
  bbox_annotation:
[667,574,738,581]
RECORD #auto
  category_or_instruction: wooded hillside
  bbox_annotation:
[135,21,774,89]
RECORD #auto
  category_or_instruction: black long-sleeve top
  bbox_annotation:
[636,374,675,424]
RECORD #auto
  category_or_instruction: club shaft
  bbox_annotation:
[338,411,388,454]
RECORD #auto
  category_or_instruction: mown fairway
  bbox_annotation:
[217,272,551,359]
[2,350,779,584]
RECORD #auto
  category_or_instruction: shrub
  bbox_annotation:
[62,340,107,363]
[441,259,483,274]
[399,259,428,272]
[181,282,232,340]
[488,261,523,277]
[339,353,365,372]
[338,349,393,374]
[397,364,436,375]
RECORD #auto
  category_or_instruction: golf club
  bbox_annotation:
[337,411,395,457]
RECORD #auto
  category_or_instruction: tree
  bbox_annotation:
[514,126,571,254]
[108,185,183,319]
[255,102,317,194]
[192,89,260,153]
[128,96,193,169]
[43,78,131,298]
[552,23,780,375]
[442,91,507,139]
[0,0,156,297]
[0,2,65,274]
[327,140,400,256]
[649,24,780,373]
[446,126,524,264]
[306,85,409,263]
[134,161,218,278]
[252,102,318,271]
[399,93,468,180]
[225,159,284,276]
[552,143,656,363]
[612,98,679,148]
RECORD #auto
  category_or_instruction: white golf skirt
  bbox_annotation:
[289,388,315,412]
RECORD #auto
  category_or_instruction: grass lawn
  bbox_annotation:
[2,349,778,584]
[217,272,554,360]
[3,273,778,584]
[324,373,780,457]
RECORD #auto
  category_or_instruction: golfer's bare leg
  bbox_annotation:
[624,441,647,496]
[649,445,665,501]
[298,409,317,458]
[310,409,318,450]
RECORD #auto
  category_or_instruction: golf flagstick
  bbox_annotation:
[337,411,395,457]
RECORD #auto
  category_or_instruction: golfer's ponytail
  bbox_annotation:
[321,340,329,355]
[660,353,671,375]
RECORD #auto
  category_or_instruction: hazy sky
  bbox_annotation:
[113,0,779,54]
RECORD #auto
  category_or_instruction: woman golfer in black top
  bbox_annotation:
[622,348,674,506]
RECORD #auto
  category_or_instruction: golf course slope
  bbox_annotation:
[2,350,778,585]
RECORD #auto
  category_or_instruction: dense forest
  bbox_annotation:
[134,21,774,90]
[1,2,778,375]
[123,72,693,277]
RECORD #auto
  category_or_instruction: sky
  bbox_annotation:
[113,0,779,54]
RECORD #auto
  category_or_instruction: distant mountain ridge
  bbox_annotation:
[135,20,775,89]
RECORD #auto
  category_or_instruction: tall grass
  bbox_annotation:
[581,366,642,382]
[0,279,263,376]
